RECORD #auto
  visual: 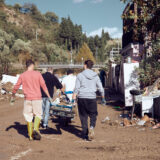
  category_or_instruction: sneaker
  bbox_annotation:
[89,127,95,140]
[40,121,44,128]
[83,135,90,141]
[43,125,49,130]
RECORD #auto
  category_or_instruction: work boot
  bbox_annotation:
[27,122,33,141]
[33,117,41,140]
[89,127,95,140]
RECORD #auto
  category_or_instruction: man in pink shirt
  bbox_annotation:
[12,59,51,141]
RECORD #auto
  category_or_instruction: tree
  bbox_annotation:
[138,39,160,88]
[0,45,12,74]
[11,39,32,63]
[0,30,15,75]
[30,41,47,63]
[0,0,5,7]
[76,43,95,63]
[30,4,39,15]
[45,12,58,23]
[14,3,21,11]
[58,17,74,50]
[58,17,83,51]
[88,37,96,55]
[43,43,69,63]
[0,11,7,22]
[82,33,88,44]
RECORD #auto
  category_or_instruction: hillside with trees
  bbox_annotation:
[0,0,113,76]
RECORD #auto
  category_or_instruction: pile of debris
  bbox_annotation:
[101,115,155,128]
[0,75,24,102]
[123,115,155,127]
[0,82,13,102]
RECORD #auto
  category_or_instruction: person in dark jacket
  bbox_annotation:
[99,69,106,88]
[41,68,62,129]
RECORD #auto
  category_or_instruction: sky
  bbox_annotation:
[5,0,126,38]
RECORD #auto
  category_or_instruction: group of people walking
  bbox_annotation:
[12,59,105,141]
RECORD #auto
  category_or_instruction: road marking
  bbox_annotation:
[42,135,61,141]
[74,140,106,143]
[10,149,32,160]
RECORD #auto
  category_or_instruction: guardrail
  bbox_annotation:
[38,63,105,69]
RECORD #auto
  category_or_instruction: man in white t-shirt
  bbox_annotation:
[62,70,76,102]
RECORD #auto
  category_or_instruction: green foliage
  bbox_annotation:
[0,29,16,75]
[0,29,14,47]
[58,17,75,50]
[43,43,69,63]
[45,12,58,23]
[57,16,111,60]
[0,0,5,7]
[0,10,7,22]
[14,3,21,11]
[88,30,110,62]
[138,39,160,88]
[0,0,5,3]
[76,43,95,63]
[11,39,32,55]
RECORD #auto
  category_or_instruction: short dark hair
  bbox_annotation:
[67,69,74,75]
[26,59,35,68]
[47,67,53,72]
[84,60,94,69]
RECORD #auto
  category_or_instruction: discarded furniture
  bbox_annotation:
[134,91,160,117]
[119,62,140,107]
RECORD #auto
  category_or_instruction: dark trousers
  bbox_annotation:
[77,98,98,136]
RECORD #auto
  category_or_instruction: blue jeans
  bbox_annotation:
[42,98,51,127]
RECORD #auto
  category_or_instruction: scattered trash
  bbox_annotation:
[101,116,120,127]
[137,115,150,126]
[101,116,110,123]
[123,118,131,127]
[114,106,121,109]
[50,98,60,106]
[102,113,155,130]
[137,120,146,126]
[109,120,119,127]
[141,115,150,122]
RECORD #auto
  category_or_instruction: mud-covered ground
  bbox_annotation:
[0,99,160,160]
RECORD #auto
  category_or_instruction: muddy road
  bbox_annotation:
[0,99,160,160]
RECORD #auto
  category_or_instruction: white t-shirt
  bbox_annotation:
[62,74,76,92]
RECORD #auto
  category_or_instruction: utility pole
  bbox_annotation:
[70,50,73,64]
[96,47,98,64]
[36,29,38,41]
[81,57,84,65]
